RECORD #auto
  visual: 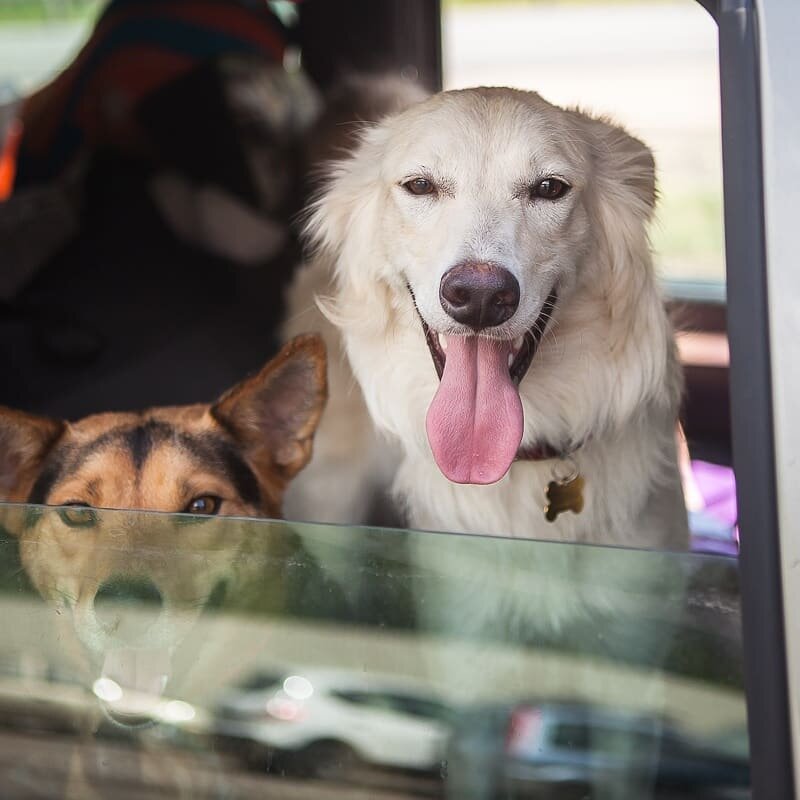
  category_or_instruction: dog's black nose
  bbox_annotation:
[95,576,163,639]
[439,262,520,330]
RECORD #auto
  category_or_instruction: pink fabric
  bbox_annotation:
[692,460,738,527]
[689,460,739,555]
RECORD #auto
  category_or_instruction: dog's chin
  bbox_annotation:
[101,705,160,730]
[417,289,558,384]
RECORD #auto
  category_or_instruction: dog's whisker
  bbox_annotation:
[284,304,320,325]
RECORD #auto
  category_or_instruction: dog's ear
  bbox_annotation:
[211,334,328,483]
[576,111,664,351]
[304,127,381,260]
[303,78,427,262]
[0,407,64,504]
[302,122,404,339]
[580,112,656,220]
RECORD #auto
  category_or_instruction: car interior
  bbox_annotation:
[0,0,775,797]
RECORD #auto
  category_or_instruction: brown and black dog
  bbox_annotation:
[0,333,327,518]
[0,334,326,725]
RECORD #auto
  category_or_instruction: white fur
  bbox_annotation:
[282,75,425,526]
[282,255,400,524]
[293,87,688,550]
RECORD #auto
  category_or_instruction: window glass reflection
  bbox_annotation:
[0,504,748,798]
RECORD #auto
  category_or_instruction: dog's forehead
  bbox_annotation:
[38,409,207,495]
[57,407,250,485]
[65,410,142,441]
[64,405,209,442]
[384,88,587,173]
[29,405,265,514]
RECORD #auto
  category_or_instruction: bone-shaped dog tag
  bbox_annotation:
[544,474,585,522]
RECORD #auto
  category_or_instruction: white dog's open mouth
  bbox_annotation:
[412,288,557,486]
[418,290,557,385]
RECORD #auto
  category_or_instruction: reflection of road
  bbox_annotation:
[0,730,439,799]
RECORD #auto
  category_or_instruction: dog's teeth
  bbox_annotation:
[438,333,448,351]
[513,335,524,353]
[508,352,515,368]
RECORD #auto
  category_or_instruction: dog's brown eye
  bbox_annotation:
[184,496,221,516]
[58,504,98,529]
[531,178,570,200]
[403,177,435,196]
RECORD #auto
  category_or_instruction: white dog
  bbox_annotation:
[290,86,688,550]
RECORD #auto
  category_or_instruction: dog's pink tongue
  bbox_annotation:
[426,336,523,484]
[102,647,169,694]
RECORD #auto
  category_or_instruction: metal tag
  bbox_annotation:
[544,475,585,522]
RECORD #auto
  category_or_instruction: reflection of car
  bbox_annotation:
[212,668,453,775]
[444,701,750,800]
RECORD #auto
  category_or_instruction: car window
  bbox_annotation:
[549,721,592,751]
[235,672,284,692]
[0,0,757,795]
[386,694,452,721]
[331,690,377,707]
[587,726,660,757]
[331,690,446,720]
[0,504,748,797]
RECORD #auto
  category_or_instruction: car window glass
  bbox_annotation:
[0,505,749,798]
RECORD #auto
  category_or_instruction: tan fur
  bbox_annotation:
[0,408,64,502]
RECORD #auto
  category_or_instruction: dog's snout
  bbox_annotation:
[96,576,163,607]
[94,576,163,639]
[439,263,520,330]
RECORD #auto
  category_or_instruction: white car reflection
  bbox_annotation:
[212,668,453,776]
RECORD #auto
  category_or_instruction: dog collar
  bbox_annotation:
[515,438,587,462]
[515,442,561,461]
